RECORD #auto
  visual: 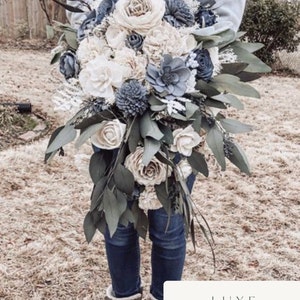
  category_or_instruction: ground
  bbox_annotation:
[0,46,299,299]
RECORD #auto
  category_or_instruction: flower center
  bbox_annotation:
[162,67,179,85]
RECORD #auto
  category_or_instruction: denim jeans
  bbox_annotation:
[104,173,195,300]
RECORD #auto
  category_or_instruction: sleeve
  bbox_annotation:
[212,0,246,33]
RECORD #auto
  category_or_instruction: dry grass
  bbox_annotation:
[0,49,299,299]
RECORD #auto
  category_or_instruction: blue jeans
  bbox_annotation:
[104,174,195,300]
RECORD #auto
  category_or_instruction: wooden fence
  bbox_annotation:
[0,0,66,39]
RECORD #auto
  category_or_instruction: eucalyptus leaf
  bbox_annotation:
[44,126,64,163]
[140,111,164,141]
[46,25,55,39]
[221,62,248,75]
[155,182,171,213]
[210,74,261,98]
[90,176,107,211]
[195,80,220,97]
[75,123,103,149]
[89,152,109,184]
[119,207,135,227]
[75,110,115,130]
[128,118,140,153]
[226,140,251,175]
[64,29,78,50]
[136,208,148,239]
[50,52,61,65]
[212,94,244,110]
[158,124,174,145]
[220,118,252,133]
[83,212,97,243]
[142,137,161,166]
[230,44,272,73]
[187,151,209,177]
[46,124,77,153]
[206,126,226,170]
[185,102,200,119]
[103,188,123,237]
[114,163,135,195]
[232,41,264,54]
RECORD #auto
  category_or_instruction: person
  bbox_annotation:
[64,1,246,299]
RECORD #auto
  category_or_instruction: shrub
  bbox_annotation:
[240,0,300,64]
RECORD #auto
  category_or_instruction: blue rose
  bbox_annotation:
[193,49,214,82]
[59,51,80,80]
[195,6,217,28]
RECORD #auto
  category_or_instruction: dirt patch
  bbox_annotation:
[0,47,299,299]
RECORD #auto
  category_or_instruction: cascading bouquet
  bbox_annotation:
[45,0,271,245]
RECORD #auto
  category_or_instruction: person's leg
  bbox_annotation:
[148,208,186,300]
[104,222,142,298]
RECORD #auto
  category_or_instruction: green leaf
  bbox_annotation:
[140,111,164,141]
[44,126,64,163]
[195,80,220,97]
[212,94,244,110]
[50,52,61,65]
[142,137,161,166]
[90,176,107,211]
[158,124,174,145]
[221,62,249,75]
[220,118,252,134]
[226,140,251,175]
[187,151,209,177]
[232,41,264,53]
[230,43,272,73]
[155,182,171,213]
[89,151,112,185]
[75,110,115,130]
[128,118,140,153]
[206,126,226,170]
[185,102,200,119]
[131,201,149,239]
[64,29,78,50]
[114,163,135,195]
[75,123,103,149]
[119,207,135,227]
[45,124,77,153]
[210,74,261,98]
[83,212,97,243]
[103,188,125,237]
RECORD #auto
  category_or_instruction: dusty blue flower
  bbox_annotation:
[146,54,190,98]
[95,0,118,25]
[59,51,80,79]
[192,49,214,82]
[126,32,144,51]
[195,5,217,28]
[77,10,97,41]
[164,0,194,28]
[116,80,149,117]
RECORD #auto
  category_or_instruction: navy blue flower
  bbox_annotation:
[116,80,149,117]
[192,49,214,82]
[164,0,194,28]
[195,5,217,28]
[126,32,144,51]
[59,51,80,80]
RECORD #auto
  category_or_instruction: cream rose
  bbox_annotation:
[138,185,163,210]
[77,35,112,66]
[177,159,193,179]
[170,125,202,156]
[79,55,128,98]
[112,0,165,35]
[124,147,170,186]
[143,21,197,64]
[90,119,126,149]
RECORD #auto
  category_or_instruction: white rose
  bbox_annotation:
[79,55,127,98]
[138,185,163,211]
[77,35,112,66]
[143,21,197,64]
[124,147,170,186]
[114,48,147,81]
[112,0,165,35]
[90,119,126,149]
[177,159,193,179]
[170,125,202,157]
[105,23,128,49]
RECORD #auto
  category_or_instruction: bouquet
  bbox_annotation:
[45,0,271,245]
